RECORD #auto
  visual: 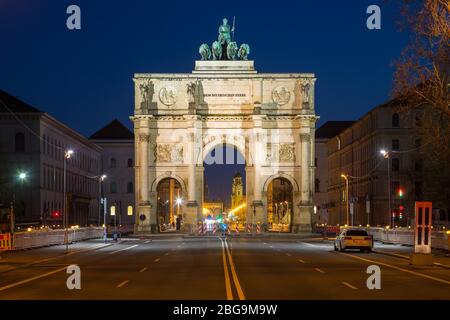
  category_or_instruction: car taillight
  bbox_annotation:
[345,237,352,240]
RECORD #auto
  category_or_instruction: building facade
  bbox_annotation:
[326,101,428,227]
[132,19,318,234]
[90,119,135,229]
[313,121,354,225]
[0,90,102,228]
[230,172,245,221]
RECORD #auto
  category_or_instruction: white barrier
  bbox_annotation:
[368,228,449,250]
[12,227,103,251]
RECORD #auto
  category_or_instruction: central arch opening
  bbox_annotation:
[203,144,246,230]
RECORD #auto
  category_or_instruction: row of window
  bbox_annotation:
[109,182,134,194]
[110,158,133,168]
[391,112,423,128]
[43,164,96,195]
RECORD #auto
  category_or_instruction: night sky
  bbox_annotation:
[0,0,408,203]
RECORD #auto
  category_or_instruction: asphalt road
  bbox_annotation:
[0,236,449,300]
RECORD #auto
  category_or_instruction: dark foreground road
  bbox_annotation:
[0,236,449,300]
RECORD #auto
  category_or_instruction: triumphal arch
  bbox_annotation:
[132,18,318,234]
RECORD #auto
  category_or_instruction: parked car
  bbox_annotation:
[334,228,373,252]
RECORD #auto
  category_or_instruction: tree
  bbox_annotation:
[392,0,450,214]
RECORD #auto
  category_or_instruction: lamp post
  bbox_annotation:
[340,174,349,226]
[98,174,107,227]
[380,150,392,228]
[11,172,27,233]
[63,149,74,253]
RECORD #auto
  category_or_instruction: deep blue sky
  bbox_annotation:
[0,1,408,204]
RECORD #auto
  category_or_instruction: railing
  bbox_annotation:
[11,227,103,251]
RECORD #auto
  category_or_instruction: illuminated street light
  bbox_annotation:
[379,149,392,228]
[176,197,183,205]
[340,174,350,226]
[63,149,74,253]
[18,172,27,180]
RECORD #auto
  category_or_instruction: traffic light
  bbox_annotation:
[51,210,61,218]
[398,205,405,220]
[397,187,405,198]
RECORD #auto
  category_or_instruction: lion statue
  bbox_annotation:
[198,43,211,61]
[212,41,222,60]
[238,44,250,60]
[227,41,238,60]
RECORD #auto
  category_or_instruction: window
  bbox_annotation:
[110,182,117,193]
[392,139,400,151]
[127,158,133,167]
[415,112,423,127]
[15,132,25,152]
[415,159,423,171]
[415,181,423,198]
[391,158,399,171]
[110,158,117,168]
[127,205,133,216]
[315,178,320,193]
[392,113,400,127]
[127,182,133,193]
[414,138,422,148]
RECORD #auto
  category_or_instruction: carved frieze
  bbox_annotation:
[155,144,184,163]
[266,143,295,162]
[272,86,291,105]
[159,86,177,106]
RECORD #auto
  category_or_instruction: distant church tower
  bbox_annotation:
[231,172,245,221]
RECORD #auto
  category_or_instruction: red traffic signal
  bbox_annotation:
[51,211,61,218]
[399,205,405,211]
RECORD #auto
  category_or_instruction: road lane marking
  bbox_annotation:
[164,253,169,256]
[342,281,358,290]
[269,245,273,248]
[108,244,139,255]
[343,253,450,286]
[298,259,306,264]
[177,245,181,248]
[153,258,160,263]
[224,240,245,300]
[263,242,267,245]
[0,266,68,292]
[314,268,325,274]
[139,267,147,273]
[117,280,129,288]
[285,253,292,257]
[144,240,150,244]
[220,239,233,300]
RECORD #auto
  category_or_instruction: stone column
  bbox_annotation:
[136,126,153,234]
[298,133,312,232]
[252,118,265,230]
[184,131,199,234]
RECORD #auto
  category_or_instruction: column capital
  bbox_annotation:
[300,133,311,141]
[139,133,150,143]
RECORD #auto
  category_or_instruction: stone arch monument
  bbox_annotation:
[131,18,318,234]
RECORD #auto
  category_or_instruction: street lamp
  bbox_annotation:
[98,174,107,227]
[380,149,392,228]
[340,174,350,226]
[11,172,27,233]
[63,149,74,253]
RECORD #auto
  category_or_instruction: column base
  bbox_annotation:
[134,223,158,234]
[292,223,312,233]
[410,253,434,266]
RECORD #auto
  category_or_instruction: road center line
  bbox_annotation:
[139,267,147,273]
[342,281,358,290]
[164,253,169,256]
[343,253,450,286]
[0,266,68,292]
[220,239,233,300]
[154,258,161,263]
[108,244,139,255]
[224,239,246,300]
[314,268,325,274]
[285,253,292,257]
[117,280,129,288]
[298,259,306,264]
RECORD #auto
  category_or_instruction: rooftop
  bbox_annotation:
[315,121,355,139]
[90,119,134,140]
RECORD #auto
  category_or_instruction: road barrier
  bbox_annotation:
[213,223,217,234]
[198,222,203,235]
[367,228,449,251]
[235,224,239,236]
[247,224,252,234]
[0,233,12,251]
[256,223,261,234]
[7,227,103,251]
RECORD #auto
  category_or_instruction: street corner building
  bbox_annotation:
[131,19,319,234]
